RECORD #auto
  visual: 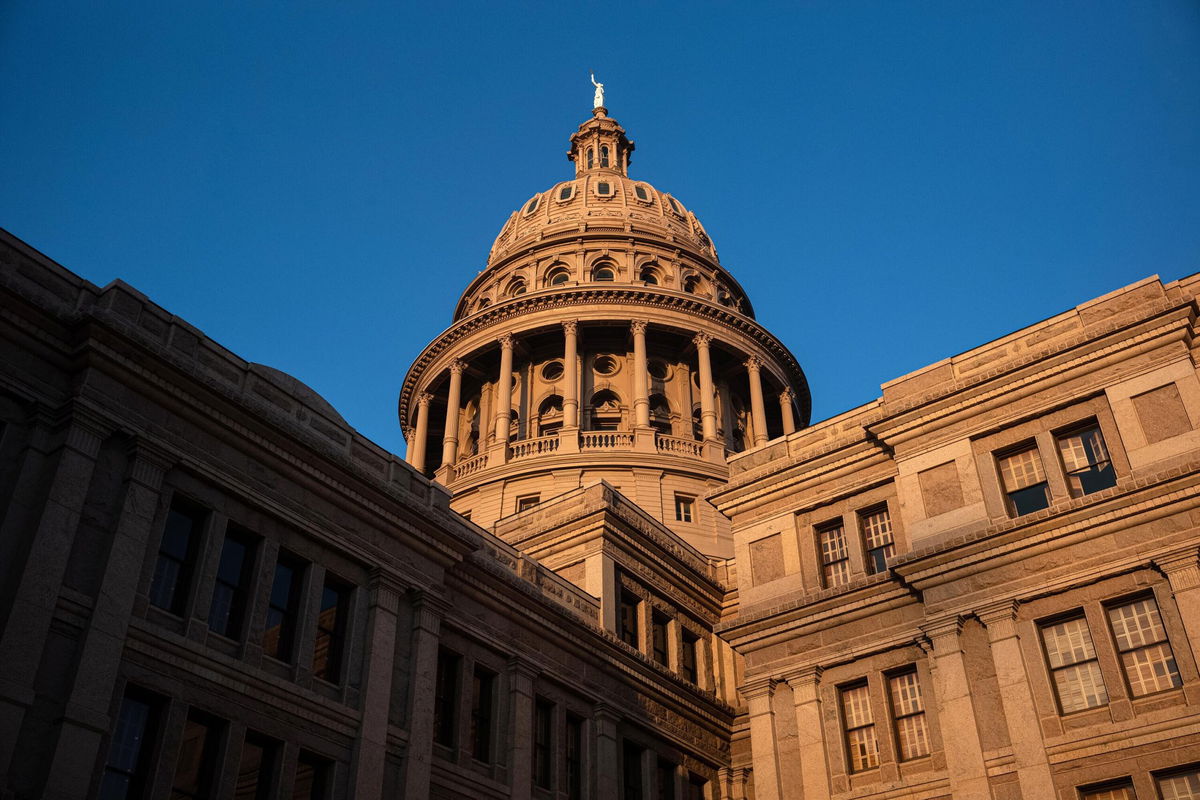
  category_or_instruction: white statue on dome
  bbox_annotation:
[590,72,604,109]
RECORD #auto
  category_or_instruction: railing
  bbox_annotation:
[580,431,635,450]
[510,434,560,460]
[656,434,704,457]
[452,452,487,480]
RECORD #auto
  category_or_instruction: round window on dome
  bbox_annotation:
[593,355,619,376]
[635,185,651,202]
[541,361,564,381]
[667,196,682,214]
[524,196,540,215]
[558,184,575,201]
[596,181,612,197]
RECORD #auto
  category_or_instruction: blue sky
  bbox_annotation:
[2,1,1198,455]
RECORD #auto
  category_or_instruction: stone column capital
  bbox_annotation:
[448,359,467,376]
[920,614,966,651]
[779,386,795,402]
[780,665,822,689]
[368,568,409,613]
[416,391,433,408]
[411,590,450,632]
[126,438,175,490]
[975,599,1020,626]
[593,700,621,724]
[498,333,514,350]
[402,425,415,441]
[562,319,578,336]
[630,319,648,336]
[507,655,542,681]
[740,675,776,702]
[1155,547,1200,590]
[692,332,712,349]
[744,355,762,373]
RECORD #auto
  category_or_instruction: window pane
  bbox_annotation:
[292,753,330,800]
[313,578,349,683]
[1159,769,1200,800]
[999,447,1046,491]
[264,555,304,662]
[171,714,219,799]
[209,530,255,639]
[846,726,878,772]
[1080,784,1136,800]
[1107,598,1168,650]
[1052,661,1109,713]
[100,690,157,800]
[889,671,923,715]
[841,683,872,729]
[1121,643,1181,696]
[1042,617,1098,668]
[471,669,495,762]
[150,503,203,614]
[433,650,459,747]
[235,734,276,800]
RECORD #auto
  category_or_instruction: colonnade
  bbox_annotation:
[406,320,798,473]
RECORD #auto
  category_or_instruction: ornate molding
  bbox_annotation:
[630,319,648,336]
[416,392,433,408]
[920,614,966,652]
[448,359,467,376]
[498,332,514,349]
[692,332,712,348]
[780,665,822,689]
[743,355,762,372]
[739,675,776,702]
[562,319,578,336]
[779,386,795,402]
[1154,547,1200,591]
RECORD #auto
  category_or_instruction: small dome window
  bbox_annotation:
[558,184,575,201]
[667,196,682,214]
[524,196,540,215]
[600,145,610,168]
[634,185,651,202]
[683,275,702,295]
[477,297,492,310]
[593,266,615,281]
[593,355,619,376]
[587,148,594,169]
[639,265,660,285]
[541,361,564,381]
[596,181,612,196]
[507,279,527,297]
[547,268,570,287]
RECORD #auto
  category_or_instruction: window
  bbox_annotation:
[1040,614,1109,713]
[263,552,305,663]
[998,444,1051,516]
[619,589,640,648]
[596,181,612,196]
[859,506,894,574]
[292,752,332,800]
[687,775,708,800]
[100,687,159,800]
[682,275,700,294]
[593,266,615,280]
[235,732,278,800]
[149,498,205,615]
[549,270,570,286]
[470,667,496,762]
[171,711,221,799]
[840,682,878,772]
[635,184,650,202]
[648,360,670,380]
[1079,782,1136,800]
[587,148,594,169]
[525,196,540,214]
[209,527,257,639]
[313,576,349,683]
[640,266,660,285]
[516,494,541,513]
[623,741,645,800]
[559,184,574,201]
[887,670,929,761]
[817,521,851,588]
[674,494,694,523]
[651,611,670,666]
[1106,595,1181,697]
[657,759,677,800]
[594,356,619,376]
[600,145,610,167]
[433,649,460,747]
[1057,423,1116,497]
[508,279,527,297]
[542,361,564,381]
[667,197,682,214]
[1158,768,1200,799]
[566,715,584,800]
[681,631,699,683]
[534,698,554,789]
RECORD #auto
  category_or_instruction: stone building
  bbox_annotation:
[1,100,1199,800]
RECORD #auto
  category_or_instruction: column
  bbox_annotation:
[920,617,990,799]
[594,703,621,799]
[778,388,797,435]
[348,573,404,800]
[401,591,449,799]
[631,320,650,428]
[562,321,580,430]
[1155,548,1200,663]
[745,357,769,447]
[717,767,750,800]
[410,392,432,473]
[440,360,466,467]
[783,667,830,800]
[508,657,539,800]
[493,334,515,445]
[693,334,718,441]
[741,677,783,800]
[43,439,173,799]
[976,600,1055,800]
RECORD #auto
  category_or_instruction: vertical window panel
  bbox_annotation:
[433,649,460,748]
[1056,424,1116,497]
[171,712,221,799]
[681,631,699,684]
[566,715,584,800]
[100,687,159,800]
[234,733,278,800]
[263,552,305,662]
[840,682,878,772]
[1106,596,1182,696]
[1079,783,1136,800]
[619,590,640,649]
[292,752,331,800]
[887,670,929,761]
[1158,768,1200,799]
[208,527,257,639]
[534,698,554,789]
[470,667,495,763]
[1040,615,1109,713]
[859,507,895,575]
[312,576,350,683]
[622,741,644,800]
[150,499,205,615]
[998,445,1051,516]
[652,612,670,666]
[818,522,851,588]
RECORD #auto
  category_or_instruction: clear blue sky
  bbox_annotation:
[2,2,1198,455]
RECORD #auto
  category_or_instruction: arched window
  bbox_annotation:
[639,265,660,285]
[546,268,570,287]
[649,394,672,436]
[593,266,615,282]
[692,406,703,441]
[524,196,539,215]
[537,395,564,437]
[600,145,610,168]
[683,275,701,295]
[587,148,594,169]
[589,390,622,431]
[507,279,527,297]
[509,409,522,442]
[477,297,492,310]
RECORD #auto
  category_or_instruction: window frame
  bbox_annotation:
[312,574,351,684]
[858,505,895,575]
[208,525,259,641]
[996,441,1053,517]
[885,667,930,762]
[1054,419,1117,498]
[839,680,879,774]
[816,520,851,589]
[1038,610,1110,715]
[1103,593,1183,699]
[149,495,207,617]
[674,494,695,523]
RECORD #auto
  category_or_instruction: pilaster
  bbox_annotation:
[919,616,990,800]
[740,676,783,800]
[782,666,829,800]
[1155,547,1200,664]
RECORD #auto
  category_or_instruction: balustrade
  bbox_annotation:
[509,434,561,460]
[452,452,488,480]
[655,434,704,457]
[580,431,636,450]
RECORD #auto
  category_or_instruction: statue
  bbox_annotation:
[590,72,605,109]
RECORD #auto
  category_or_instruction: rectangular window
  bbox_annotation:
[817,521,851,588]
[887,669,929,761]
[1056,423,1116,497]
[312,575,350,683]
[292,752,332,800]
[566,715,584,800]
[674,494,694,523]
[840,682,878,773]
[681,630,699,684]
[516,494,541,512]
[687,775,708,800]
[171,711,222,799]
[470,667,496,762]
[657,759,677,800]
[1157,767,1200,799]
[235,732,278,800]
[534,698,554,789]
[622,741,644,800]
[1040,614,1109,713]
[619,589,640,649]
[433,649,460,747]
[208,526,257,639]
[263,551,305,663]
[1106,596,1182,697]
[651,611,670,666]
[998,444,1051,516]
[149,498,205,615]
[1079,782,1137,800]
[100,686,159,800]
[859,506,895,575]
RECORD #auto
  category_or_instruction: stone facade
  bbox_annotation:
[1,103,1199,800]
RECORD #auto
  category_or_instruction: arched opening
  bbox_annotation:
[477,297,492,311]
[546,266,571,287]
[508,409,522,442]
[600,145,610,168]
[593,265,616,282]
[589,389,622,431]
[649,394,672,436]
[507,279,527,297]
[587,148,594,169]
[639,264,661,285]
[537,395,564,437]
[692,405,703,441]
[683,275,702,295]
